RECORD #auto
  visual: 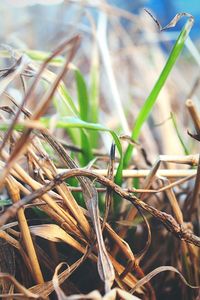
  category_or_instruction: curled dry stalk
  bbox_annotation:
[1,168,200,248]
[113,153,199,258]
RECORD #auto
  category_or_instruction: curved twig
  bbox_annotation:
[1,168,200,248]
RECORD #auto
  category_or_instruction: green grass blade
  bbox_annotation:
[79,130,93,166]
[41,116,123,183]
[55,82,80,117]
[74,68,89,121]
[52,84,80,146]
[170,112,190,155]
[0,49,65,66]
[89,48,99,148]
[123,16,194,168]
[23,49,65,66]
[74,68,93,165]
[0,199,12,207]
[53,73,93,166]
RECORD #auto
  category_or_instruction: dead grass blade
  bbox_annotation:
[30,248,90,297]
[8,100,92,238]
[5,176,44,284]
[130,266,200,294]
[144,10,194,31]
[0,56,28,96]
[0,272,41,299]
[56,170,200,247]
[29,224,86,254]
[1,168,200,247]
[0,35,80,189]
[52,288,142,300]
[27,145,91,238]
[29,226,139,292]
[188,131,200,141]
[37,131,115,291]
[1,2,199,298]
[53,263,69,300]
[0,148,82,236]
[81,179,115,292]
[102,143,115,230]
[0,36,79,155]
[0,178,142,290]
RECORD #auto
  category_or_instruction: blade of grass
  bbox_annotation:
[53,85,80,147]
[74,68,93,165]
[35,63,92,164]
[41,115,123,183]
[0,36,81,190]
[29,58,81,146]
[1,47,95,167]
[170,112,190,155]
[0,49,65,67]
[130,266,199,294]
[74,68,89,122]
[89,36,100,148]
[0,199,12,206]
[123,13,194,169]
[41,66,93,165]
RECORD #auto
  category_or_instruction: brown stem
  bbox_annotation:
[1,168,200,247]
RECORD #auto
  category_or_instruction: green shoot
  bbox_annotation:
[123,14,194,168]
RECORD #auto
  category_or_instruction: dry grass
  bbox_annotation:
[0,1,199,299]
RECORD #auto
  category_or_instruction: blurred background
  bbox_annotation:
[1,0,200,160]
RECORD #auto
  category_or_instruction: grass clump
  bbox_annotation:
[0,2,199,300]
